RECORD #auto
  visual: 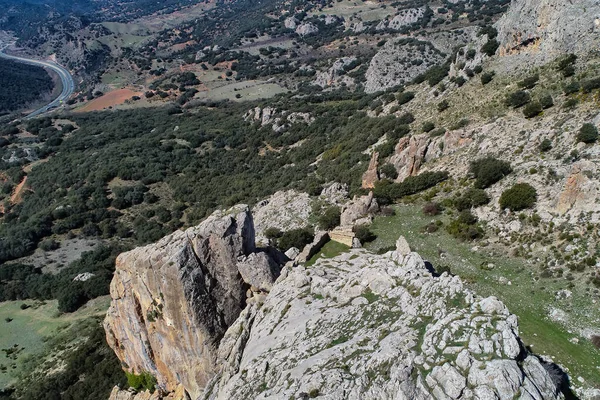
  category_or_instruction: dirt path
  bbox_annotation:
[11,176,27,203]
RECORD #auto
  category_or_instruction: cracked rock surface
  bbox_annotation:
[203,246,563,400]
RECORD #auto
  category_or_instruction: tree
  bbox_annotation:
[278,228,314,251]
[523,102,543,118]
[499,183,537,211]
[577,123,598,144]
[319,206,341,230]
[354,225,376,243]
[379,163,398,180]
[505,91,531,108]
[469,157,512,188]
[539,139,552,152]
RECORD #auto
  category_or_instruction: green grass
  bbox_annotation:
[305,240,350,267]
[365,204,600,386]
[0,297,110,389]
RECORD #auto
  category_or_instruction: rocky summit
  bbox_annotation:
[105,207,563,400]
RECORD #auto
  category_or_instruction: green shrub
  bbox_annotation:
[126,371,157,392]
[581,77,600,93]
[450,119,469,130]
[469,157,512,188]
[429,128,446,137]
[539,139,552,152]
[539,95,553,109]
[379,163,398,180]
[523,101,543,118]
[373,172,449,204]
[264,227,283,240]
[278,228,314,251]
[39,239,60,251]
[577,123,598,143]
[388,124,411,140]
[437,100,449,112]
[557,54,577,76]
[518,74,539,89]
[422,121,435,133]
[454,188,490,210]
[397,112,415,125]
[499,183,537,211]
[481,39,499,56]
[354,225,376,243]
[415,64,450,87]
[446,217,483,241]
[481,72,495,85]
[318,206,341,230]
[505,90,531,108]
[396,91,415,105]
[563,98,578,109]
[563,80,580,95]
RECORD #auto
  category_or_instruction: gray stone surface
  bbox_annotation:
[203,245,563,400]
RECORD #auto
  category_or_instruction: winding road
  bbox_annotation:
[0,41,75,119]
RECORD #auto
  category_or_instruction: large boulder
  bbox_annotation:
[104,205,282,400]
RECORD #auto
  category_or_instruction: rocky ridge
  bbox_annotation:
[105,205,566,400]
[203,238,564,399]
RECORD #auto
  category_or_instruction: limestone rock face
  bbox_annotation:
[556,161,599,215]
[104,205,281,400]
[365,39,445,93]
[495,0,600,63]
[314,57,357,88]
[390,134,431,181]
[203,246,564,400]
[361,151,379,189]
[252,190,312,246]
[340,191,379,228]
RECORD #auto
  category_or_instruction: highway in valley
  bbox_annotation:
[0,41,75,119]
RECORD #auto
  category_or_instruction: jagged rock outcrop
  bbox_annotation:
[556,161,599,215]
[203,239,564,400]
[296,22,319,36]
[252,190,312,246]
[314,57,357,88]
[104,205,283,400]
[243,107,314,133]
[387,130,473,181]
[495,0,600,63]
[390,135,432,181]
[361,151,379,189]
[340,191,379,227]
[376,7,425,31]
[365,39,445,93]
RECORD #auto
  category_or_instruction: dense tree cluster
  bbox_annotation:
[0,59,53,113]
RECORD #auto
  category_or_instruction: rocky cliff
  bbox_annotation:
[104,205,284,400]
[204,238,564,399]
[105,205,567,400]
[496,0,600,64]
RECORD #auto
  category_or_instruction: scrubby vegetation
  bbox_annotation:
[499,183,537,211]
[0,59,53,113]
[469,157,512,188]
[577,123,598,144]
[373,171,449,205]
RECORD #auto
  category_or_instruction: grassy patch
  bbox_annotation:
[0,297,110,389]
[365,204,600,386]
[305,240,350,267]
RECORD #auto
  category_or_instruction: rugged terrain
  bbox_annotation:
[104,206,567,400]
[1,0,600,399]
